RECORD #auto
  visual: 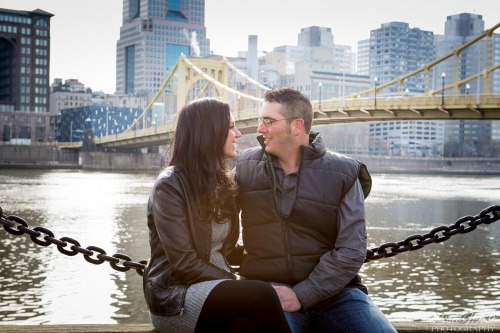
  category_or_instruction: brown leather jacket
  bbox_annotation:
[143,167,242,316]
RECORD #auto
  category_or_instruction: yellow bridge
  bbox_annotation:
[61,23,500,149]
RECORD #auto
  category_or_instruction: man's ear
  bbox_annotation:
[292,118,305,136]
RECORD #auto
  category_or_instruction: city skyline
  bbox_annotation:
[1,0,498,94]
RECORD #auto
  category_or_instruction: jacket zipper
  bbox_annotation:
[284,147,304,282]
[179,285,187,317]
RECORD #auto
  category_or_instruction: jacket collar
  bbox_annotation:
[303,131,326,160]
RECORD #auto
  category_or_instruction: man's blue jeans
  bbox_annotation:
[284,288,396,333]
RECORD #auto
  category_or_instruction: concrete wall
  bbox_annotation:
[80,151,163,171]
[2,145,499,174]
[0,144,79,168]
[0,145,163,171]
[352,154,500,174]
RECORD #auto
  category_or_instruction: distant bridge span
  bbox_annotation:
[83,94,500,149]
[59,22,500,149]
[311,94,500,125]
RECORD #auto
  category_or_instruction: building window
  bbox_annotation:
[125,45,136,94]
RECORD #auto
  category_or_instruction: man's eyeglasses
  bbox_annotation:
[258,117,297,128]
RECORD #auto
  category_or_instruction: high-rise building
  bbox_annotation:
[434,13,500,95]
[0,8,53,142]
[115,0,210,96]
[368,120,445,157]
[298,26,334,48]
[434,13,485,94]
[356,39,370,75]
[369,22,434,94]
[49,79,93,115]
[435,13,499,157]
[247,35,258,82]
[49,78,93,141]
[298,26,355,74]
[367,21,443,156]
[333,44,356,74]
[262,26,362,95]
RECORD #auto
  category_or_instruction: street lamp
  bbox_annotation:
[336,76,341,98]
[106,109,109,137]
[237,95,241,119]
[152,114,158,133]
[83,117,93,150]
[465,83,470,95]
[441,72,446,107]
[318,82,323,111]
[374,77,378,108]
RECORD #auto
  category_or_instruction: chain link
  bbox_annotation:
[1,205,499,273]
[0,206,146,276]
[365,205,500,262]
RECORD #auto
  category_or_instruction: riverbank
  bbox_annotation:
[0,163,82,170]
[1,144,500,174]
[351,154,500,175]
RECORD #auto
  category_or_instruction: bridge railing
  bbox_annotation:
[314,94,500,111]
[94,123,176,145]
[58,141,83,149]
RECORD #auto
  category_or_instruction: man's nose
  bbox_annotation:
[257,122,267,134]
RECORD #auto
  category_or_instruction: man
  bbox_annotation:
[235,88,396,333]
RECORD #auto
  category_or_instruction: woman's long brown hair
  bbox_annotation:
[168,97,236,221]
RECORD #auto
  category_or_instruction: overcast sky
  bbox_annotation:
[1,0,498,93]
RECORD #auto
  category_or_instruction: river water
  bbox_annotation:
[0,169,498,324]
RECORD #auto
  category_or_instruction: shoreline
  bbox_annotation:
[1,163,500,175]
[1,146,499,174]
[0,163,82,170]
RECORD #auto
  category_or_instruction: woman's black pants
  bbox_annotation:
[195,279,291,333]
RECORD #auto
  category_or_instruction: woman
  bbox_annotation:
[143,97,291,333]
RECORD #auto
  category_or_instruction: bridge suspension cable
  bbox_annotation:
[181,54,266,102]
[342,22,500,100]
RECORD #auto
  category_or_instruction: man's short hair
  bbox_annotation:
[264,88,313,133]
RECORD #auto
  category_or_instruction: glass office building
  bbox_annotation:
[59,105,144,142]
[116,0,210,96]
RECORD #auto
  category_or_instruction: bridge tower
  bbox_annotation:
[177,56,230,111]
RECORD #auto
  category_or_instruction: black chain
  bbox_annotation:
[365,205,500,262]
[0,206,148,276]
[1,205,499,274]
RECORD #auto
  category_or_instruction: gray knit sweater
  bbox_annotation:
[149,219,232,333]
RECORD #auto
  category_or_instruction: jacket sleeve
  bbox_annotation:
[292,179,367,310]
[152,175,239,284]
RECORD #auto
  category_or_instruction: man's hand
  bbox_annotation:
[272,285,302,312]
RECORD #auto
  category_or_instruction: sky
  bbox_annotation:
[1,0,499,94]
